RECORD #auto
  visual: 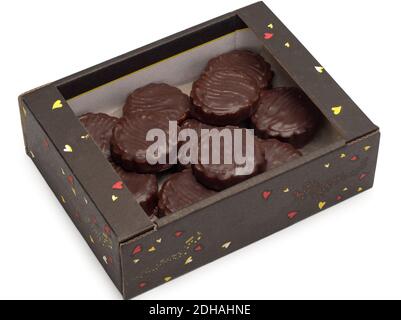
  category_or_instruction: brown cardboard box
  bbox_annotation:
[18,2,379,299]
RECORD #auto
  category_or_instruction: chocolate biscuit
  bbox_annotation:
[123,83,190,124]
[260,139,302,170]
[190,69,260,126]
[251,87,320,147]
[112,164,158,217]
[111,112,177,173]
[79,113,118,157]
[205,50,273,89]
[192,127,266,191]
[158,169,216,216]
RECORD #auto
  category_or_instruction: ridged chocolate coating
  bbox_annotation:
[190,68,260,126]
[180,118,214,136]
[123,83,190,124]
[192,128,266,191]
[112,164,158,217]
[158,169,216,216]
[260,139,302,170]
[251,87,320,147]
[111,112,176,173]
[178,119,216,168]
[79,113,118,157]
[205,50,273,89]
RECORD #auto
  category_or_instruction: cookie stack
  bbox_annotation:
[78,49,321,218]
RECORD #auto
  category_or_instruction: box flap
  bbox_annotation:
[21,85,155,242]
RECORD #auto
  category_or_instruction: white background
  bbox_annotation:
[0,0,399,300]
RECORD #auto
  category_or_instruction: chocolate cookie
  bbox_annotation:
[158,169,216,216]
[260,139,302,170]
[178,119,215,168]
[111,112,177,173]
[190,68,260,126]
[192,127,266,191]
[123,83,190,124]
[180,118,214,136]
[112,164,158,217]
[251,87,320,147]
[79,113,118,157]
[204,50,273,89]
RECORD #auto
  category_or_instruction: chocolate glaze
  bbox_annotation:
[180,118,214,136]
[158,169,216,216]
[112,164,158,217]
[205,50,273,89]
[251,87,320,147]
[260,139,302,170]
[79,113,118,157]
[123,83,190,124]
[178,119,216,168]
[192,127,266,191]
[111,112,177,173]
[190,68,260,126]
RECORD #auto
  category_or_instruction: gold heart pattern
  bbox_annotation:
[52,99,63,110]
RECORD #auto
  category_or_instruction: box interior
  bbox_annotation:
[64,19,345,225]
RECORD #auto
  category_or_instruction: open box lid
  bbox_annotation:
[20,1,378,243]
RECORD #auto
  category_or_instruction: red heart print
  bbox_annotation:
[175,231,183,238]
[139,282,147,289]
[132,245,142,255]
[194,244,203,252]
[351,155,358,161]
[264,32,274,40]
[287,211,298,220]
[262,191,271,200]
[359,173,367,180]
[104,225,111,235]
[112,181,124,190]
[67,175,74,185]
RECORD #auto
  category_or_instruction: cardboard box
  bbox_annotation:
[18,2,380,299]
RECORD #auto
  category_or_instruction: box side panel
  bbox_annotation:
[120,131,380,299]
[19,100,123,292]
[21,86,154,242]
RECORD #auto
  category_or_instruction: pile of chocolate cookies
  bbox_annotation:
[79,50,321,219]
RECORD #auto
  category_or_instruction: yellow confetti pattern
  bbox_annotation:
[184,256,193,265]
[315,66,324,73]
[52,100,63,110]
[63,145,73,153]
[221,241,231,249]
[331,105,342,116]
